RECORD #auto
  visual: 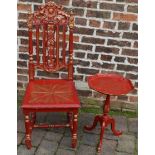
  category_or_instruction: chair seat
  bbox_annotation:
[22,79,80,109]
[88,73,134,95]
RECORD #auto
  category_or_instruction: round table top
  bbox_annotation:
[88,73,134,95]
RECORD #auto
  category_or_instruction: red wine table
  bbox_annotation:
[84,73,134,152]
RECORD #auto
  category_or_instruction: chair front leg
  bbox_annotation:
[72,111,78,148]
[24,114,32,149]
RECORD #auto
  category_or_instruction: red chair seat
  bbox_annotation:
[88,73,134,95]
[22,79,80,109]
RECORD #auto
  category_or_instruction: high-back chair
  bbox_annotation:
[21,1,80,149]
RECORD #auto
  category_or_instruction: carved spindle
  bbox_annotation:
[48,24,55,66]
[28,12,34,80]
[68,10,74,80]
[62,25,66,65]
[43,23,47,68]
[56,24,59,67]
[36,25,40,65]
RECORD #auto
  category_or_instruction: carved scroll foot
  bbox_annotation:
[84,115,101,131]
[110,118,122,136]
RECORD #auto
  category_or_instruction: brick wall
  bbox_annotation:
[17,0,138,111]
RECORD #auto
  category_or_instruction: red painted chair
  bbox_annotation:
[21,2,80,149]
[84,73,134,152]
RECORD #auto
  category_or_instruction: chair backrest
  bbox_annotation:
[27,2,74,81]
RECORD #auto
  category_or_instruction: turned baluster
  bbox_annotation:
[36,24,40,65]
[48,24,55,66]
[68,10,74,80]
[43,23,47,68]
[56,24,60,67]
[62,25,66,65]
[28,12,34,80]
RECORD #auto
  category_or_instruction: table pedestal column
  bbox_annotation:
[84,95,122,153]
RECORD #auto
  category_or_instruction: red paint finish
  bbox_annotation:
[84,73,134,153]
[21,2,80,149]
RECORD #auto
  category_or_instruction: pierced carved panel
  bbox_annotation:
[28,1,70,28]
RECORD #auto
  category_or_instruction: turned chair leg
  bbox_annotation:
[31,112,36,124]
[72,112,78,148]
[24,114,32,149]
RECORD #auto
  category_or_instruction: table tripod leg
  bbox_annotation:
[110,118,122,136]
[84,115,101,131]
[97,121,106,153]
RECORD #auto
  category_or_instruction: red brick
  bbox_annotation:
[114,56,126,62]
[126,0,138,3]
[92,62,115,69]
[18,21,27,28]
[74,75,84,81]
[96,46,120,54]
[75,18,87,26]
[122,32,138,40]
[74,52,85,58]
[17,30,28,37]
[74,59,90,67]
[37,71,59,78]
[103,21,116,29]
[19,53,29,60]
[19,46,28,53]
[96,30,120,38]
[89,20,101,28]
[118,22,130,30]
[17,61,27,67]
[74,27,94,35]
[77,90,92,97]
[74,43,92,51]
[129,96,138,102]
[133,41,138,48]
[18,13,28,20]
[132,23,138,31]
[77,67,99,74]
[126,73,138,80]
[117,64,138,72]
[107,39,131,47]
[100,2,124,11]
[118,95,128,101]
[127,5,138,13]
[18,75,28,81]
[17,68,28,75]
[72,8,84,16]
[122,48,138,56]
[72,0,97,8]
[127,58,138,64]
[87,53,98,60]
[82,37,105,44]
[113,13,137,21]
[87,10,111,19]
[45,0,69,5]
[19,0,42,2]
[100,55,112,61]
[17,4,31,11]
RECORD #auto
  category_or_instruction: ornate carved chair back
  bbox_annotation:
[27,2,74,81]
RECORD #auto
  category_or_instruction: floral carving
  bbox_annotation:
[28,1,70,26]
